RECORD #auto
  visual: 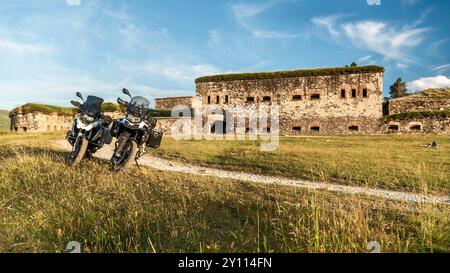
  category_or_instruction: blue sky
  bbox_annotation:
[0,0,449,110]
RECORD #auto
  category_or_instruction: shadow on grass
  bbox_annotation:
[0,145,111,167]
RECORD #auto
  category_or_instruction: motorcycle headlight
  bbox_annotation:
[127,114,141,123]
[80,114,95,124]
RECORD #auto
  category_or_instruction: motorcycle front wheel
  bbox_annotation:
[110,140,138,172]
[70,136,88,166]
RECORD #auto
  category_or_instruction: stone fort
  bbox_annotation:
[9,65,450,135]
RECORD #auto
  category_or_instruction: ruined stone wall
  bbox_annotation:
[383,117,449,135]
[155,117,193,135]
[196,72,384,135]
[10,111,124,133]
[10,112,74,132]
[155,96,195,110]
[388,97,450,115]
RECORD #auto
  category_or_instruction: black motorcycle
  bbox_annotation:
[67,92,113,165]
[110,88,163,172]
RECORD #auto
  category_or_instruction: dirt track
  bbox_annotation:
[56,140,449,205]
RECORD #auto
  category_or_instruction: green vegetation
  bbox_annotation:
[10,103,125,117]
[102,102,124,113]
[386,110,450,121]
[390,78,408,99]
[0,133,448,253]
[148,109,173,117]
[195,65,385,83]
[0,110,9,132]
[154,135,450,196]
[405,88,450,99]
[10,103,78,117]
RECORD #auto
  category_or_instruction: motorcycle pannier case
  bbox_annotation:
[147,129,163,149]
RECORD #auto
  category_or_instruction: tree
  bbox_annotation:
[389,78,408,98]
[350,62,358,67]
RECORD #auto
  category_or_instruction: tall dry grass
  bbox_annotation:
[0,133,448,253]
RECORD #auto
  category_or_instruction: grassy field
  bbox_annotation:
[0,110,9,132]
[0,133,449,253]
[153,135,450,196]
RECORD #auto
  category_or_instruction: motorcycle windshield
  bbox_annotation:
[127,96,150,116]
[81,96,104,118]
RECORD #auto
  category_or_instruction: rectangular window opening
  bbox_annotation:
[310,94,320,100]
[352,89,357,98]
[216,96,220,104]
[262,96,271,102]
[292,95,302,101]
[310,126,320,132]
[341,89,346,98]
[207,96,211,104]
[410,125,421,131]
[225,95,229,104]
[246,96,255,103]
[349,126,359,132]
[388,125,399,131]
[292,127,302,132]
[363,89,368,98]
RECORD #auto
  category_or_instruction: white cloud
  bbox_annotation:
[311,14,347,38]
[232,2,273,19]
[66,0,81,6]
[430,64,450,72]
[341,20,429,62]
[152,64,223,81]
[407,75,450,92]
[231,1,299,40]
[396,63,409,70]
[0,37,52,56]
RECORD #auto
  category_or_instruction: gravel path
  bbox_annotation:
[56,140,449,205]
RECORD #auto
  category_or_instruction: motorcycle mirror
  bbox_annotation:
[117,98,129,107]
[122,88,132,98]
[71,100,82,108]
[76,92,84,102]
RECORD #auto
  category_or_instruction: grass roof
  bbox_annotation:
[195,65,385,83]
[399,88,450,100]
[10,103,124,117]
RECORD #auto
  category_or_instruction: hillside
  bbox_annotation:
[0,110,9,132]
[402,88,450,99]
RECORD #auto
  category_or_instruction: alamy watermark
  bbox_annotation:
[169,97,280,152]
[367,0,381,6]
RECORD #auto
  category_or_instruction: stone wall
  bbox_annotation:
[383,117,450,135]
[9,110,184,135]
[155,96,195,110]
[155,117,193,135]
[9,111,123,133]
[10,112,74,132]
[388,97,450,115]
[196,71,384,135]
